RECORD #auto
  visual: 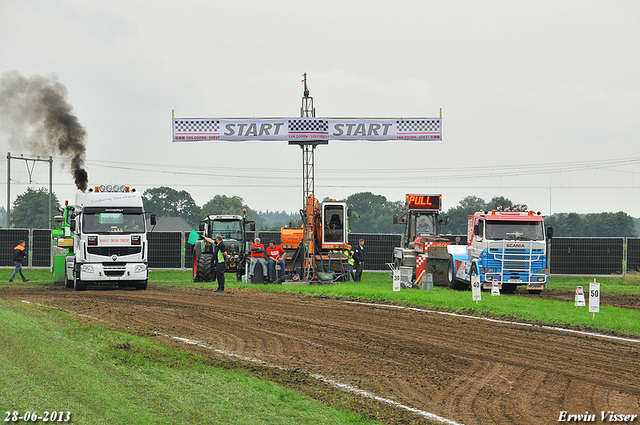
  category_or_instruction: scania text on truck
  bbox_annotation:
[64,185,156,291]
[448,205,551,294]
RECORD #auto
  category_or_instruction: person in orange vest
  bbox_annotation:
[9,240,29,282]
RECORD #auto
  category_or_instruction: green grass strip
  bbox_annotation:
[0,299,379,425]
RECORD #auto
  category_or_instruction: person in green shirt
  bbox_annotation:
[214,235,229,292]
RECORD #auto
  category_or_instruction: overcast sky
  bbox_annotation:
[1,1,639,218]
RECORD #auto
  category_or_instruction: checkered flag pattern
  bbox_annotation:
[288,119,329,133]
[396,119,440,133]
[174,120,220,133]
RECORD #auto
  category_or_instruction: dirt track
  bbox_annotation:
[3,285,640,425]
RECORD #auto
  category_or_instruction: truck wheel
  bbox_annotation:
[197,253,214,282]
[447,257,468,290]
[446,258,454,286]
[469,264,484,291]
[135,280,148,290]
[73,272,86,291]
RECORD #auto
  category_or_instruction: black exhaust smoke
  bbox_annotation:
[0,71,88,191]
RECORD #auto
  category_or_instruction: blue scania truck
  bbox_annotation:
[447,206,551,294]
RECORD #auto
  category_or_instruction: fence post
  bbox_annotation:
[623,237,628,276]
[28,228,33,270]
[180,231,186,272]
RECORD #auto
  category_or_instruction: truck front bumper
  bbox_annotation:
[79,263,148,281]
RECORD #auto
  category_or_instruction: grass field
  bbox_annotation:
[0,298,379,425]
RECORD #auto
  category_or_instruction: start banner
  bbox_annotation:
[172,117,441,142]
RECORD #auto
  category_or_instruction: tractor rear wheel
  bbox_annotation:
[197,253,214,282]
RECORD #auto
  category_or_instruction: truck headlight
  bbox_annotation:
[486,268,495,273]
[537,277,546,282]
[81,265,94,273]
[135,265,146,273]
[486,276,493,282]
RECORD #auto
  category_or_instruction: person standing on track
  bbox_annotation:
[9,240,29,283]
[353,239,365,282]
[344,244,355,282]
[214,235,229,292]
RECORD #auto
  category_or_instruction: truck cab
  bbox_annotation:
[65,185,155,290]
[449,205,549,293]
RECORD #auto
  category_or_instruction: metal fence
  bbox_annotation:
[548,238,625,275]
[3,228,640,276]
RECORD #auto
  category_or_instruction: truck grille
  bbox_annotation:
[87,246,142,256]
[485,242,546,282]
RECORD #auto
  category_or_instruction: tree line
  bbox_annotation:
[3,186,639,238]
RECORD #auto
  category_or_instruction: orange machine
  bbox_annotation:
[281,195,350,280]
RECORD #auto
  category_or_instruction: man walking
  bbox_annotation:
[353,239,365,282]
[9,240,29,282]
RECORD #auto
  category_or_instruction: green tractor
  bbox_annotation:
[192,211,255,282]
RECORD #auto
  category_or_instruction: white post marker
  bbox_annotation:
[471,274,481,303]
[392,269,401,292]
[575,286,586,307]
[491,282,500,296]
[589,279,600,319]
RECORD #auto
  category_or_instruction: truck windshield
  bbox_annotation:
[485,221,544,241]
[83,213,145,234]
[414,214,436,236]
[212,220,242,240]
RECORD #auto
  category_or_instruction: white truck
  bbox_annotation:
[65,185,156,291]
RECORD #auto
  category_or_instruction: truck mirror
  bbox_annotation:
[199,221,206,232]
[393,214,398,224]
[473,223,479,237]
[249,222,256,231]
[546,226,553,239]
[70,220,76,233]
[347,208,351,218]
[150,214,157,226]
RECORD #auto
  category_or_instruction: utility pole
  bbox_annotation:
[6,153,54,229]
[292,73,325,280]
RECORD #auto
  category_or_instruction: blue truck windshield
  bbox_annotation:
[485,221,544,241]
